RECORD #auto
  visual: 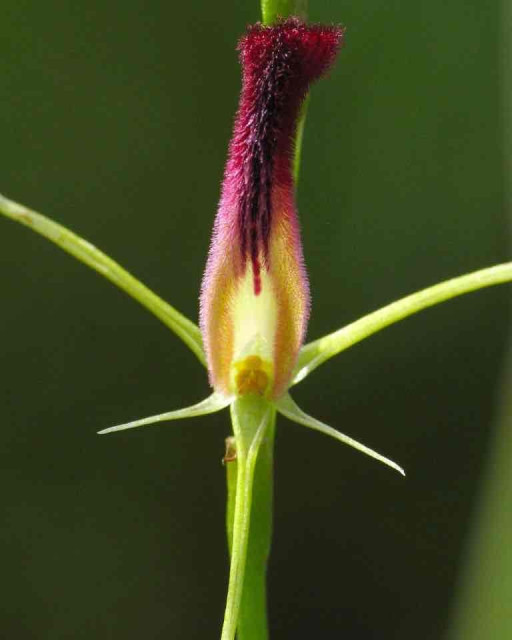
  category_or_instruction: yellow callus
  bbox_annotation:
[232,355,273,397]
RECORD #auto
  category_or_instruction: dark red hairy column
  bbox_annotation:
[229,18,343,295]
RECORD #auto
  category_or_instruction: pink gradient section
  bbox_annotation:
[200,19,343,398]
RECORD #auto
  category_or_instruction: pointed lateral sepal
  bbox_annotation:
[0,192,206,366]
[275,393,405,476]
[98,392,231,434]
[292,262,512,386]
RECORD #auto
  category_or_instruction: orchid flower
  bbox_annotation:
[97,20,403,477]
[1,9,512,640]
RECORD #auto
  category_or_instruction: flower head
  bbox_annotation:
[200,18,343,400]
[92,18,402,477]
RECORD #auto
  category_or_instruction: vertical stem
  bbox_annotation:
[223,454,251,640]
[226,412,276,640]
[221,398,274,640]
[261,0,308,25]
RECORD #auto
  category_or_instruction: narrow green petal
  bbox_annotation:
[293,262,512,385]
[0,192,206,366]
[98,392,231,434]
[275,393,405,476]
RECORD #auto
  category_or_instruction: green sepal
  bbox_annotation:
[0,192,206,366]
[293,263,512,386]
[98,391,231,434]
[276,392,405,476]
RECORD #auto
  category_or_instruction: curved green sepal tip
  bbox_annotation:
[98,391,231,434]
[276,392,405,476]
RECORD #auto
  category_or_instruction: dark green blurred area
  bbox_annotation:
[0,1,508,638]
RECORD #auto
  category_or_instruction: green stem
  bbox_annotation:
[222,398,274,640]
[226,410,275,640]
[0,192,205,365]
[261,0,308,24]
[238,412,274,640]
[294,262,512,384]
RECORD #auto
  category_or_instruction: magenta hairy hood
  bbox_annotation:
[200,19,343,400]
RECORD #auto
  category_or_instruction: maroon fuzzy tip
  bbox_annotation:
[239,18,344,86]
[229,19,343,294]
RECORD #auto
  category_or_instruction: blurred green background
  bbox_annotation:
[1,1,508,638]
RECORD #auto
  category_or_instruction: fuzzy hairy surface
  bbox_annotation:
[235,19,343,292]
[200,18,343,398]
